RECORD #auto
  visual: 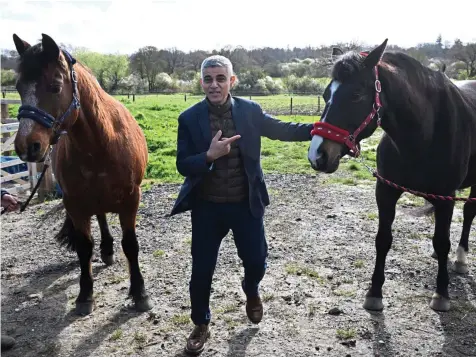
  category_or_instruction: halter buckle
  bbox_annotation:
[71,69,78,83]
[375,79,382,93]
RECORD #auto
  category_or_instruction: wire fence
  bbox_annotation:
[116,92,324,116]
[2,88,324,116]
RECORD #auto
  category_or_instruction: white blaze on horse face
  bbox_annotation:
[327,80,341,106]
[17,82,38,140]
[308,135,324,164]
[307,81,341,164]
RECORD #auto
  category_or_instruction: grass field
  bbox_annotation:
[4,92,381,186]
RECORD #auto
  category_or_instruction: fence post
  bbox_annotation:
[132,94,135,102]
[1,102,8,122]
[318,96,321,113]
[290,97,293,115]
[184,94,187,102]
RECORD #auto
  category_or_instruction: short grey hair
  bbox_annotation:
[200,55,234,78]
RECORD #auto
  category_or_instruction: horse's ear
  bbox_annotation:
[363,38,388,69]
[332,47,344,56]
[41,33,60,62]
[13,34,30,56]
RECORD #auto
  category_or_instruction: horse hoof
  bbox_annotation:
[75,301,95,316]
[431,251,438,259]
[453,261,469,274]
[429,293,450,312]
[101,253,115,266]
[134,296,153,312]
[363,297,384,311]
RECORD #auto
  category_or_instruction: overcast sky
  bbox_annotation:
[1,0,475,55]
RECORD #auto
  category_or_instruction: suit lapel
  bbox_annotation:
[197,99,211,145]
[230,97,245,152]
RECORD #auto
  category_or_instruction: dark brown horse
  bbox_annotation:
[12,33,152,315]
[308,39,476,312]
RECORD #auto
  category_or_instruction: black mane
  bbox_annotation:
[17,42,67,82]
[331,52,366,82]
[331,50,447,91]
[17,43,47,81]
[331,50,476,136]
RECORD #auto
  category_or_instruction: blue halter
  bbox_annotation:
[16,49,81,144]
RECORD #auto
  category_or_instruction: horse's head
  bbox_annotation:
[308,39,388,173]
[12,33,80,162]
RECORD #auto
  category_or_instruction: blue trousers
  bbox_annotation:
[189,200,268,325]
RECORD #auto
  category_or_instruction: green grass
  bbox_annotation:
[110,329,123,341]
[336,328,356,340]
[285,262,325,284]
[3,92,381,185]
[354,259,365,268]
[171,313,190,325]
[122,94,321,182]
[152,249,165,258]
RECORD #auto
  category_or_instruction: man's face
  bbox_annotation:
[201,66,236,105]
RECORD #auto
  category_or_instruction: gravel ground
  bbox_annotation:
[1,173,475,357]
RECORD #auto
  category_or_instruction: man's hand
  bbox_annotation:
[1,193,20,213]
[206,130,241,162]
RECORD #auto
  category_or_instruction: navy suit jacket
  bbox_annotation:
[170,96,314,218]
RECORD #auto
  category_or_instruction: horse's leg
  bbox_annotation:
[453,186,475,274]
[363,181,402,311]
[69,215,95,315]
[97,214,115,266]
[429,200,455,312]
[119,189,152,312]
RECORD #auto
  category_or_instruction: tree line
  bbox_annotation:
[2,35,475,95]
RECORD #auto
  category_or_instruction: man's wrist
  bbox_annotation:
[205,150,215,163]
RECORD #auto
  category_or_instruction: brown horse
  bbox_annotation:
[12,33,152,315]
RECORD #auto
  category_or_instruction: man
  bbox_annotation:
[1,188,20,352]
[170,55,313,355]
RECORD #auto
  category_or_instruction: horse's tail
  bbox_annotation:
[55,214,76,252]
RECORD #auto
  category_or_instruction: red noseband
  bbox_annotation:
[311,52,382,157]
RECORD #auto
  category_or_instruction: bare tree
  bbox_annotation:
[187,50,209,72]
[160,47,185,74]
[131,46,166,90]
[451,39,476,78]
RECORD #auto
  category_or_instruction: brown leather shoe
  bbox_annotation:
[185,324,210,355]
[246,295,263,324]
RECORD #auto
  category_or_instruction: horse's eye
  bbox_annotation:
[49,84,61,94]
[352,92,365,102]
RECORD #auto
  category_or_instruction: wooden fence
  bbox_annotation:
[1,98,55,200]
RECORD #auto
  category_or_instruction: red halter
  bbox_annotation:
[310,52,383,157]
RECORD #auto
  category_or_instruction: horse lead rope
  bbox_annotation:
[355,153,475,203]
[19,146,53,212]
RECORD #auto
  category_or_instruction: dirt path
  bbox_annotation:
[1,173,475,357]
